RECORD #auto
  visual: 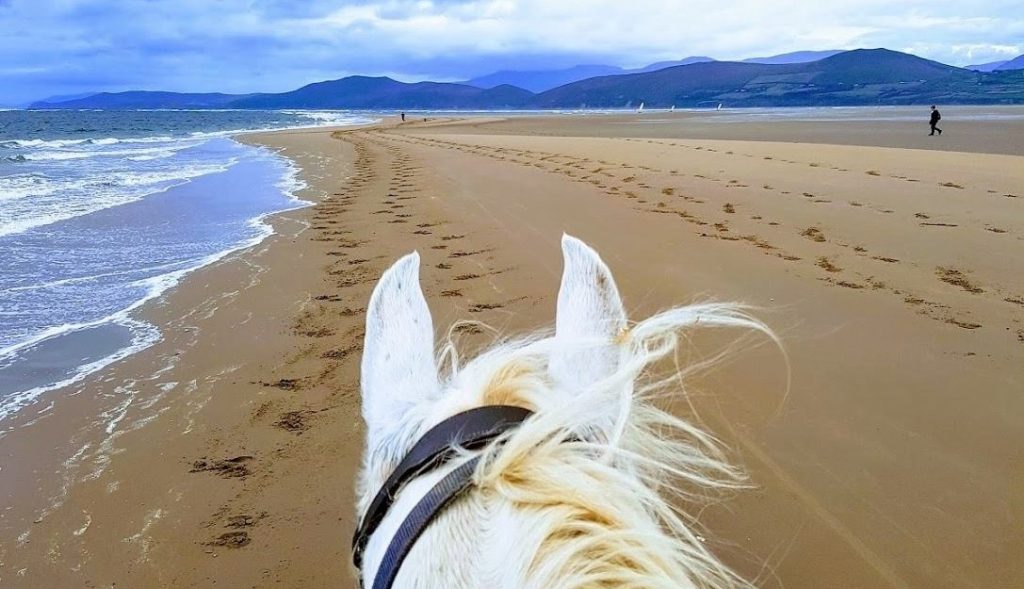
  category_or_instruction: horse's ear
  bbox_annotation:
[549,235,628,393]
[361,252,439,444]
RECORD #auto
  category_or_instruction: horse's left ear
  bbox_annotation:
[361,252,440,445]
[549,235,628,393]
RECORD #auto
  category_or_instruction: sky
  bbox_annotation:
[1,0,1022,105]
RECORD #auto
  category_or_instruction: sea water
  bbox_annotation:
[0,109,373,421]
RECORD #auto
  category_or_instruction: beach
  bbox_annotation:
[1,110,1022,588]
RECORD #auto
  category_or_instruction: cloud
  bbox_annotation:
[0,0,1021,105]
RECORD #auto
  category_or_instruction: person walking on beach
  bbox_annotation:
[401,112,406,122]
[929,105,942,136]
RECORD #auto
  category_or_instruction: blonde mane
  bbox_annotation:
[355,236,777,589]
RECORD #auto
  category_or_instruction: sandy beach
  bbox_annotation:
[2,111,1022,588]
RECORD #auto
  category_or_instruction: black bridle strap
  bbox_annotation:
[372,455,480,589]
[352,405,534,571]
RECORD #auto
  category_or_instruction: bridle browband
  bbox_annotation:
[352,405,534,589]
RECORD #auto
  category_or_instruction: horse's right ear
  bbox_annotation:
[361,253,439,446]
[549,235,628,394]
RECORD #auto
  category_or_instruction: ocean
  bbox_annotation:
[0,109,373,422]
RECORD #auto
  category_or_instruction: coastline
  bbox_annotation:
[0,126,358,586]
[0,123,338,420]
[2,113,1022,588]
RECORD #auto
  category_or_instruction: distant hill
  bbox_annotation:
[30,91,246,109]
[230,76,534,109]
[994,55,1024,71]
[533,48,1024,107]
[742,50,843,64]
[464,65,623,93]
[464,58,715,92]
[966,60,1009,72]
[629,57,715,74]
[29,49,1024,110]
[32,92,97,106]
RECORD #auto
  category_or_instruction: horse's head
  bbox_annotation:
[359,235,627,489]
[355,235,770,589]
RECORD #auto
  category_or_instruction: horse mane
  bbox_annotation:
[413,301,777,589]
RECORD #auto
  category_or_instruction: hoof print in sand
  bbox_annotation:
[468,302,503,312]
[206,531,251,549]
[937,267,983,294]
[801,227,826,242]
[191,456,254,479]
[945,318,982,330]
[275,410,312,433]
[322,343,361,361]
[816,257,842,273]
[262,378,301,390]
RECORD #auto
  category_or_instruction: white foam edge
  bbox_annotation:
[0,144,312,422]
[0,158,240,238]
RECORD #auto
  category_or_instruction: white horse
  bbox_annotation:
[356,235,773,589]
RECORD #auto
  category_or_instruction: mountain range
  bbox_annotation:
[462,51,847,92]
[994,54,1024,71]
[29,48,1024,110]
[967,60,1009,72]
[463,57,715,92]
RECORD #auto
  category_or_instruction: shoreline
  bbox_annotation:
[0,136,311,424]
[2,114,1022,588]
[0,127,351,585]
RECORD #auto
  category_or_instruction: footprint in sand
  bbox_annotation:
[205,531,252,549]
[822,278,866,290]
[468,302,505,312]
[945,318,982,330]
[449,248,494,258]
[274,410,313,433]
[816,257,842,272]
[801,227,827,242]
[936,267,983,293]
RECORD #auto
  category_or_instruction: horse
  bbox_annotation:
[354,234,774,589]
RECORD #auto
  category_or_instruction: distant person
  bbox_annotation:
[401,112,406,122]
[929,105,942,136]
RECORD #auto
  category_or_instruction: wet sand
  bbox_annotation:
[1,113,1022,588]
